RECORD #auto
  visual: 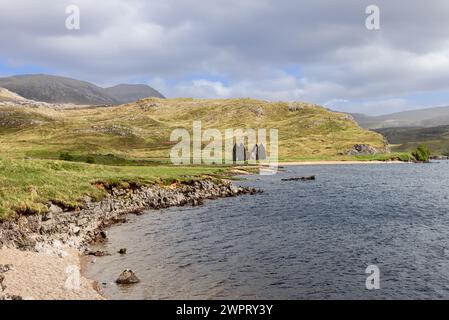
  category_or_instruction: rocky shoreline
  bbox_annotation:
[0,179,258,300]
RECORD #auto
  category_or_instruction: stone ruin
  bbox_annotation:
[233,143,267,162]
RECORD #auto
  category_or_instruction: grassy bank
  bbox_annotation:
[0,158,227,220]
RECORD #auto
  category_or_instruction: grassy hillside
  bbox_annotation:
[0,98,387,162]
[375,126,449,155]
[0,98,390,219]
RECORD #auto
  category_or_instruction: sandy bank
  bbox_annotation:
[0,247,103,300]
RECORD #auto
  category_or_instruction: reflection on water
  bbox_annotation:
[85,162,449,299]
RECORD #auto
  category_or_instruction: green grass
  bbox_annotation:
[0,158,226,220]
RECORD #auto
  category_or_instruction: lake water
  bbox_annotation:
[85,162,449,299]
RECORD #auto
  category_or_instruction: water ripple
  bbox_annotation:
[86,162,449,299]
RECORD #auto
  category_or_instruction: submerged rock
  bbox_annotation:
[116,269,140,285]
[282,176,316,182]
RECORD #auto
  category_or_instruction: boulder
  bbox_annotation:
[0,264,13,273]
[116,269,140,284]
[48,203,63,215]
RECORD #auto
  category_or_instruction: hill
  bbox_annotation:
[0,74,164,105]
[352,106,449,129]
[375,125,449,155]
[0,98,389,162]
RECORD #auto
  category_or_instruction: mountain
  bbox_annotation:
[350,107,449,155]
[104,84,164,103]
[374,125,449,155]
[351,106,449,129]
[0,98,388,161]
[0,74,164,105]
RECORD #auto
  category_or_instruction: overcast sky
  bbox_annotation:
[1,0,449,115]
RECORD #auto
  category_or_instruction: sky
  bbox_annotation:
[1,0,449,115]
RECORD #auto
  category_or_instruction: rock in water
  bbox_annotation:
[118,248,127,255]
[281,176,316,182]
[116,269,140,284]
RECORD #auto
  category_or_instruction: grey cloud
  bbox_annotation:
[1,0,449,114]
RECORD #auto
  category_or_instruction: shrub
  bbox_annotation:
[86,156,96,164]
[59,152,74,162]
[412,144,431,162]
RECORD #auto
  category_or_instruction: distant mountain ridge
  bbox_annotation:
[104,84,164,103]
[0,74,164,105]
[374,125,449,156]
[351,106,449,129]
[349,106,449,156]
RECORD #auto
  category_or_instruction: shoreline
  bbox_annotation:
[276,160,409,166]
[0,179,258,300]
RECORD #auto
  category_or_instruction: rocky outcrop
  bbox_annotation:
[0,180,258,252]
[347,144,390,155]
